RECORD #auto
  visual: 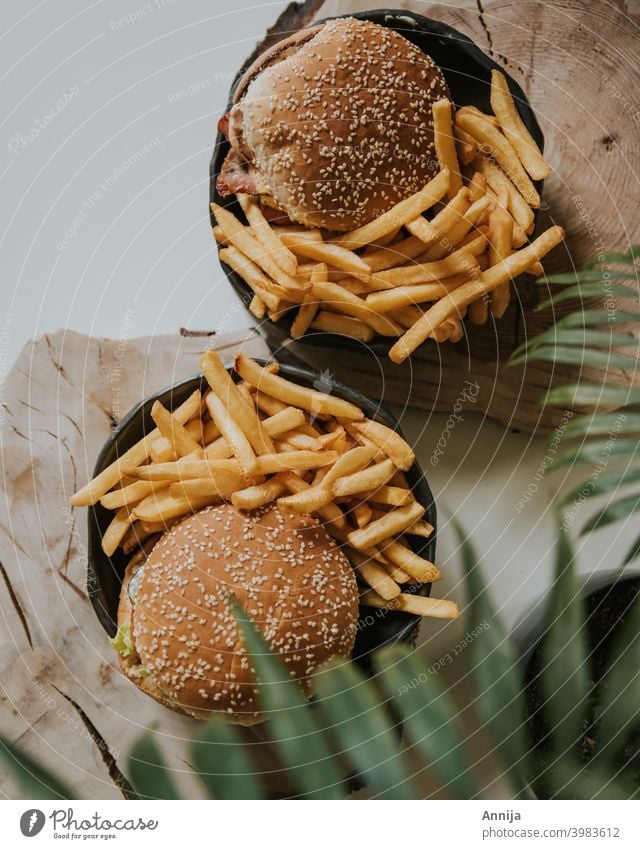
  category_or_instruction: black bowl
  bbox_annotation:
[209,8,545,356]
[87,360,437,668]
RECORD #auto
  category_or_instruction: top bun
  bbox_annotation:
[118,502,359,724]
[229,17,450,231]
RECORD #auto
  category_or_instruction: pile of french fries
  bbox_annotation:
[71,352,457,620]
[212,70,564,363]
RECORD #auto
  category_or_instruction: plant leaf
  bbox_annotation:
[512,328,638,363]
[562,412,640,440]
[190,719,263,800]
[546,759,638,799]
[555,309,639,329]
[232,599,346,799]
[313,658,413,799]
[128,733,181,800]
[374,644,479,799]
[541,525,589,753]
[561,467,640,507]
[595,593,640,763]
[543,383,640,407]
[551,439,639,472]
[450,518,529,790]
[511,345,637,370]
[581,492,640,534]
[0,736,75,800]
[539,270,639,285]
[536,283,636,311]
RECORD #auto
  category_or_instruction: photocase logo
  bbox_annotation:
[20,809,45,837]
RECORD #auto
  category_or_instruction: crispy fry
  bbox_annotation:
[170,471,247,501]
[332,457,396,498]
[70,389,201,506]
[349,419,415,471]
[150,436,175,464]
[381,539,441,583]
[311,310,376,342]
[253,450,338,475]
[364,485,412,507]
[237,194,298,275]
[468,294,490,325]
[389,225,565,362]
[455,125,478,165]
[201,350,273,455]
[218,246,282,311]
[205,392,256,474]
[348,547,401,600]
[309,279,402,336]
[360,589,459,619]
[362,235,427,273]
[456,112,540,207]
[231,478,287,511]
[405,187,470,247]
[488,207,515,319]
[432,99,463,197]
[352,501,373,528]
[132,490,214,524]
[277,471,346,530]
[235,353,364,420]
[101,507,134,557]
[322,445,378,488]
[277,484,333,514]
[348,500,424,550]
[333,168,450,249]
[406,520,435,538]
[371,250,478,287]
[418,195,492,262]
[490,70,551,180]
[212,203,309,299]
[132,457,241,481]
[249,294,266,319]
[100,479,169,510]
[279,231,371,275]
[472,154,535,232]
[151,400,203,458]
[291,263,325,338]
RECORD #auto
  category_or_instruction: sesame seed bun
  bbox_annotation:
[117,503,359,724]
[228,17,450,231]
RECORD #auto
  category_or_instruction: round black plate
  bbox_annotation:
[87,360,437,667]
[209,8,545,356]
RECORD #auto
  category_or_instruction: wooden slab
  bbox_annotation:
[0,328,270,799]
[247,0,640,434]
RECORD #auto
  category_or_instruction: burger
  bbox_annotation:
[111,502,359,723]
[216,16,450,231]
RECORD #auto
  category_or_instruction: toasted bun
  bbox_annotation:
[229,17,449,231]
[119,503,359,723]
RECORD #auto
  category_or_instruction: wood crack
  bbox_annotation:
[51,686,134,798]
[475,0,495,56]
[0,557,33,648]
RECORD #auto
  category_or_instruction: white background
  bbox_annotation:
[1,0,638,772]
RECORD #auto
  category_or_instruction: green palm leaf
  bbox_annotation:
[374,644,479,798]
[450,518,529,790]
[536,283,636,311]
[540,270,638,284]
[543,383,640,408]
[581,492,640,534]
[541,526,589,753]
[561,467,640,507]
[550,439,638,471]
[128,733,181,800]
[0,736,75,800]
[190,719,263,799]
[232,599,347,799]
[313,658,413,799]
[546,759,637,799]
[512,344,636,370]
[562,412,640,439]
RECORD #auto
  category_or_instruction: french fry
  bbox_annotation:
[488,207,514,319]
[418,195,492,262]
[309,280,402,336]
[231,478,286,511]
[348,500,425,550]
[468,294,490,325]
[456,112,540,207]
[205,392,257,475]
[380,539,442,583]
[235,353,364,420]
[212,203,309,300]
[170,471,247,501]
[349,419,415,471]
[348,547,401,601]
[132,490,214,524]
[150,436,175,464]
[132,458,241,482]
[362,235,427,274]
[352,501,373,528]
[332,457,396,498]
[388,225,565,362]
[364,485,412,507]
[277,484,334,514]
[490,70,551,180]
[360,589,459,619]
[218,247,282,311]
[253,450,338,475]
[333,168,450,249]
[472,154,535,233]
[101,507,134,557]
[322,445,378,488]
[468,171,487,201]
[311,311,376,342]
[277,471,346,530]
[291,263,325,338]
[371,250,478,288]
[432,99,463,197]
[201,350,273,455]
[405,187,470,247]
[383,561,413,584]
[249,294,266,319]
[279,231,371,276]
[456,125,479,164]
[70,389,201,506]
[237,194,298,275]
[272,225,323,242]
[366,275,475,313]
[100,479,169,510]
[151,400,203,458]
[406,520,435,538]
